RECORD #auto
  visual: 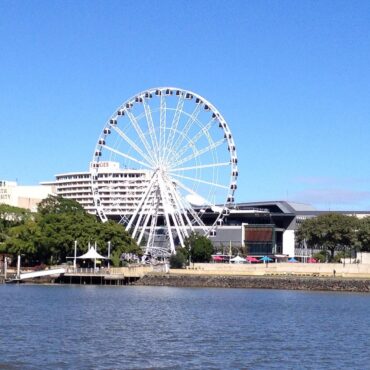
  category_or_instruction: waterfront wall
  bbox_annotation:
[135,274,370,292]
[183,262,370,278]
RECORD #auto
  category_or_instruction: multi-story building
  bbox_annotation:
[41,161,151,217]
[0,180,54,212]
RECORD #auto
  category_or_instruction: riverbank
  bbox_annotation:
[134,274,370,292]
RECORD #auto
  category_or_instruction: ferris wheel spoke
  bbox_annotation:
[170,162,230,172]
[172,172,228,190]
[173,118,215,162]
[111,125,155,167]
[126,109,157,162]
[169,103,202,158]
[102,145,153,169]
[159,94,166,160]
[142,99,160,160]
[170,138,226,168]
[174,178,214,207]
[163,93,186,162]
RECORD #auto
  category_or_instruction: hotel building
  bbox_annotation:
[41,161,152,217]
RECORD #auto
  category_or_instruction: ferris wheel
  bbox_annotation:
[91,87,238,258]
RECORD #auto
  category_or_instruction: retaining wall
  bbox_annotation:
[184,262,370,278]
[135,274,370,292]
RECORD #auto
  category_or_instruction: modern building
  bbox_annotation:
[0,180,54,212]
[210,201,370,258]
[42,166,370,258]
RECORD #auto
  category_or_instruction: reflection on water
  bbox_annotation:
[0,285,369,369]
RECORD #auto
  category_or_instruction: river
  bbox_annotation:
[0,285,369,369]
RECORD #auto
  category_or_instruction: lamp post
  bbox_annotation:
[107,241,111,269]
[73,240,77,271]
[17,254,21,280]
[4,256,8,280]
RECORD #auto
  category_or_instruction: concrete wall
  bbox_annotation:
[179,262,370,278]
[282,230,295,256]
[357,252,370,264]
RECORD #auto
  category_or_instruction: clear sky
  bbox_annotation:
[1,0,369,210]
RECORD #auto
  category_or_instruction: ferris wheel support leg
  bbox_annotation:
[144,208,159,256]
[158,176,176,254]
[164,183,186,248]
[132,188,156,239]
[127,173,157,231]
[167,181,192,239]
[171,189,193,237]
[137,205,153,247]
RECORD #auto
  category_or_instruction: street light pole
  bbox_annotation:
[107,241,111,269]
[17,254,21,280]
[73,240,77,271]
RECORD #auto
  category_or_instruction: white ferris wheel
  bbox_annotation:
[91,87,238,258]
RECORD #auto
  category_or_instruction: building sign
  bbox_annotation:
[0,187,11,201]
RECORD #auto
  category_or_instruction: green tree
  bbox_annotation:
[169,248,187,268]
[37,195,85,215]
[296,213,358,261]
[2,220,42,265]
[184,232,214,263]
[1,195,140,266]
[0,204,32,242]
[357,217,370,252]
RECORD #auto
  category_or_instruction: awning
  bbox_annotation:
[77,247,108,260]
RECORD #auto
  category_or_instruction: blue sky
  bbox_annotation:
[0,0,369,210]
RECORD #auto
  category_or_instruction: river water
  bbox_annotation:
[0,285,369,369]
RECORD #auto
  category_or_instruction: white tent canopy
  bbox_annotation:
[230,255,246,263]
[77,247,108,260]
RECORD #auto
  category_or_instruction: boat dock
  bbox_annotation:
[1,265,165,285]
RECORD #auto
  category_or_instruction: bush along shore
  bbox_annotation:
[134,274,370,292]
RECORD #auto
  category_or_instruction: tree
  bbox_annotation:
[296,213,358,261]
[183,232,214,263]
[0,204,32,242]
[2,220,42,265]
[357,217,370,252]
[169,248,187,268]
[1,195,141,266]
[37,195,85,215]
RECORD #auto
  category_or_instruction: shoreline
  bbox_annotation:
[2,272,370,292]
[134,274,370,292]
